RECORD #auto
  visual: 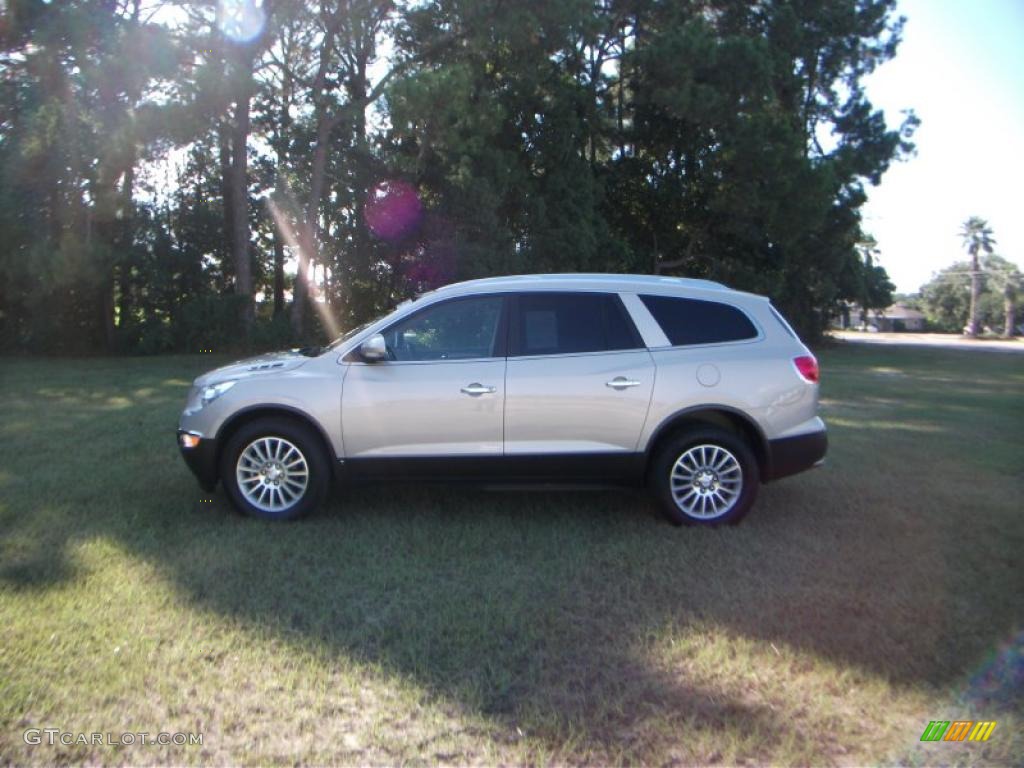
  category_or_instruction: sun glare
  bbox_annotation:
[266,195,341,340]
[218,0,266,44]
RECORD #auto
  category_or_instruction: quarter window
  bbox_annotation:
[512,293,642,356]
[383,296,504,361]
[640,294,758,346]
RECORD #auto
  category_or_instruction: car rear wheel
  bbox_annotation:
[651,427,759,526]
[220,417,330,520]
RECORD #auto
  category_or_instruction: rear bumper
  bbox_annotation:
[177,430,219,492]
[765,428,828,482]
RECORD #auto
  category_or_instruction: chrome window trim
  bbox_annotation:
[505,347,654,363]
[346,356,506,367]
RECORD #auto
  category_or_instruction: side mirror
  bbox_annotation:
[359,333,388,362]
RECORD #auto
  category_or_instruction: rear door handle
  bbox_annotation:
[606,377,641,390]
[461,383,497,396]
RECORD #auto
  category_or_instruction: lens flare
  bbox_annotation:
[364,180,422,241]
[218,0,266,44]
[267,195,340,341]
[963,629,1023,709]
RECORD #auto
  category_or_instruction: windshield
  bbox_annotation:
[324,320,374,351]
[324,299,414,351]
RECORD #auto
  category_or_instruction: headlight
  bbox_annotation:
[200,380,237,406]
[185,380,237,414]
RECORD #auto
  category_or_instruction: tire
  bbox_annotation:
[650,427,759,526]
[220,417,331,520]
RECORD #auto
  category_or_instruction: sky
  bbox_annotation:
[861,0,1024,293]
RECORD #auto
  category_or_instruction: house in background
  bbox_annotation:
[833,303,927,332]
[874,304,926,332]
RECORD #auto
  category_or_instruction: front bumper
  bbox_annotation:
[765,428,828,482]
[177,430,219,492]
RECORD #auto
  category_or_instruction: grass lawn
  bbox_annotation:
[1,344,1021,765]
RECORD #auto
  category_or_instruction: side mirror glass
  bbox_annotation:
[359,333,388,362]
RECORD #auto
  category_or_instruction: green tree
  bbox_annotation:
[986,259,1021,337]
[959,216,996,337]
[0,0,915,353]
[854,235,895,324]
[920,263,971,332]
[385,0,914,339]
[620,0,915,338]
[0,0,177,352]
[920,254,1019,334]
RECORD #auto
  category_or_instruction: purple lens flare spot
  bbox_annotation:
[364,180,423,241]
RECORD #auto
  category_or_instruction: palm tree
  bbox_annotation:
[959,217,996,337]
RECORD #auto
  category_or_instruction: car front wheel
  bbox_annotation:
[651,427,759,526]
[220,417,330,520]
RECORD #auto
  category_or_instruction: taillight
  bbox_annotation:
[793,355,819,383]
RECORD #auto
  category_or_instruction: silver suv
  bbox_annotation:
[178,274,826,525]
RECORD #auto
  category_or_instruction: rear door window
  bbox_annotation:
[511,292,642,356]
[639,295,758,346]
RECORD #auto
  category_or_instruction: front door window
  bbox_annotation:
[384,296,504,361]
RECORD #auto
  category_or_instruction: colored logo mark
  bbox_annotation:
[920,720,996,742]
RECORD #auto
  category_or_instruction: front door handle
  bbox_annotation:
[606,377,641,390]
[461,383,497,396]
